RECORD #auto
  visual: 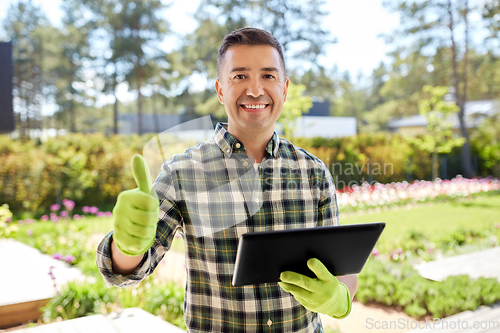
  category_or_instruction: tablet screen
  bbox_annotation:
[232,222,385,286]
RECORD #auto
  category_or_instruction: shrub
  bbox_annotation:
[357,260,500,318]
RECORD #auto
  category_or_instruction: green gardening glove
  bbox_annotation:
[278,258,352,319]
[112,154,159,256]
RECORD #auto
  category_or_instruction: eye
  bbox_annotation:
[264,74,275,79]
[234,74,246,79]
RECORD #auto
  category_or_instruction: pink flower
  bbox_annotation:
[372,248,379,256]
[63,255,75,264]
[397,248,403,255]
[62,199,75,211]
[73,214,80,220]
[52,253,63,260]
[60,210,68,217]
[105,211,112,217]
[50,204,60,212]
[89,206,99,214]
[41,215,49,221]
[96,211,105,217]
[18,220,24,225]
[82,206,90,213]
[80,215,86,219]
[6,217,11,223]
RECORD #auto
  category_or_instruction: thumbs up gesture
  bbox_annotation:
[112,154,159,256]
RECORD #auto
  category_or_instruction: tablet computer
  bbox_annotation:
[232,222,385,286]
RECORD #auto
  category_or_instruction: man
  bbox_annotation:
[97,27,357,332]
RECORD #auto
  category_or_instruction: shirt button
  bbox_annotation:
[226,149,230,153]
[255,197,260,204]
[267,319,272,327]
[235,142,241,148]
[243,161,249,166]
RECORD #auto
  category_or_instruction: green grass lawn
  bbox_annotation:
[340,194,500,251]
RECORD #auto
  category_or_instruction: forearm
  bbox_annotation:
[337,274,358,300]
[111,238,144,275]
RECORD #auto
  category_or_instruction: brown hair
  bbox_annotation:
[217,27,286,78]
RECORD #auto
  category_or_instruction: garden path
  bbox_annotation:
[414,246,500,282]
[407,303,500,333]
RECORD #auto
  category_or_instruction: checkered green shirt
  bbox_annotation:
[97,122,340,332]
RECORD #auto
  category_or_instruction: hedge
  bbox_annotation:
[0,132,495,215]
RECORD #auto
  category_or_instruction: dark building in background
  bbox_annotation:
[306,101,330,116]
[0,42,14,133]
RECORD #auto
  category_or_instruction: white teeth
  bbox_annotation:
[243,104,267,109]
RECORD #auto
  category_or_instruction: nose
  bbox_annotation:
[246,77,264,98]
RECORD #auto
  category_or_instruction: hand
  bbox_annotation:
[112,154,159,256]
[278,258,352,319]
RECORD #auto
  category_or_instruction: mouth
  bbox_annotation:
[240,104,271,112]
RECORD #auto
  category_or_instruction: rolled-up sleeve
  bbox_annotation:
[95,161,184,287]
[96,231,154,287]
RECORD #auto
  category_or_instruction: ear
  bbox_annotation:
[215,79,224,105]
[283,77,290,102]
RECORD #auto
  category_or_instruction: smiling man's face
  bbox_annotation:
[215,44,289,139]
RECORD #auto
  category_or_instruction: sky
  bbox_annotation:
[0,0,400,105]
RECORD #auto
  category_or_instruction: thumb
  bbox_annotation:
[307,258,335,282]
[131,154,153,194]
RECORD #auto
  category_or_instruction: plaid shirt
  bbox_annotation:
[97,122,340,332]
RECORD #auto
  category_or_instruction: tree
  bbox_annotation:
[409,85,465,179]
[90,0,170,135]
[278,81,312,138]
[383,0,475,177]
[2,0,54,138]
[51,0,93,133]
[290,65,337,103]
[85,0,127,134]
[193,0,335,75]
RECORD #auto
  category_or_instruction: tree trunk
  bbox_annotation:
[432,150,438,180]
[153,89,159,133]
[113,91,118,135]
[447,0,474,178]
[113,60,118,135]
[137,62,143,135]
[70,102,76,133]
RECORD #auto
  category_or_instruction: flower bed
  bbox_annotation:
[337,176,500,212]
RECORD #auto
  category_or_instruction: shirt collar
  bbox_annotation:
[213,122,280,158]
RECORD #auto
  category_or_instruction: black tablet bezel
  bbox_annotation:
[232,222,385,286]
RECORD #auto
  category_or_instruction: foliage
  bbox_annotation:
[356,260,500,318]
[407,85,465,179]
[41,279,115,321]
[0,203,14,238]
[278,82,312,138]
[1,128,498,216]
[471,111,500,177]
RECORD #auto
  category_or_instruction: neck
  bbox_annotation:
[226,125,274,163]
